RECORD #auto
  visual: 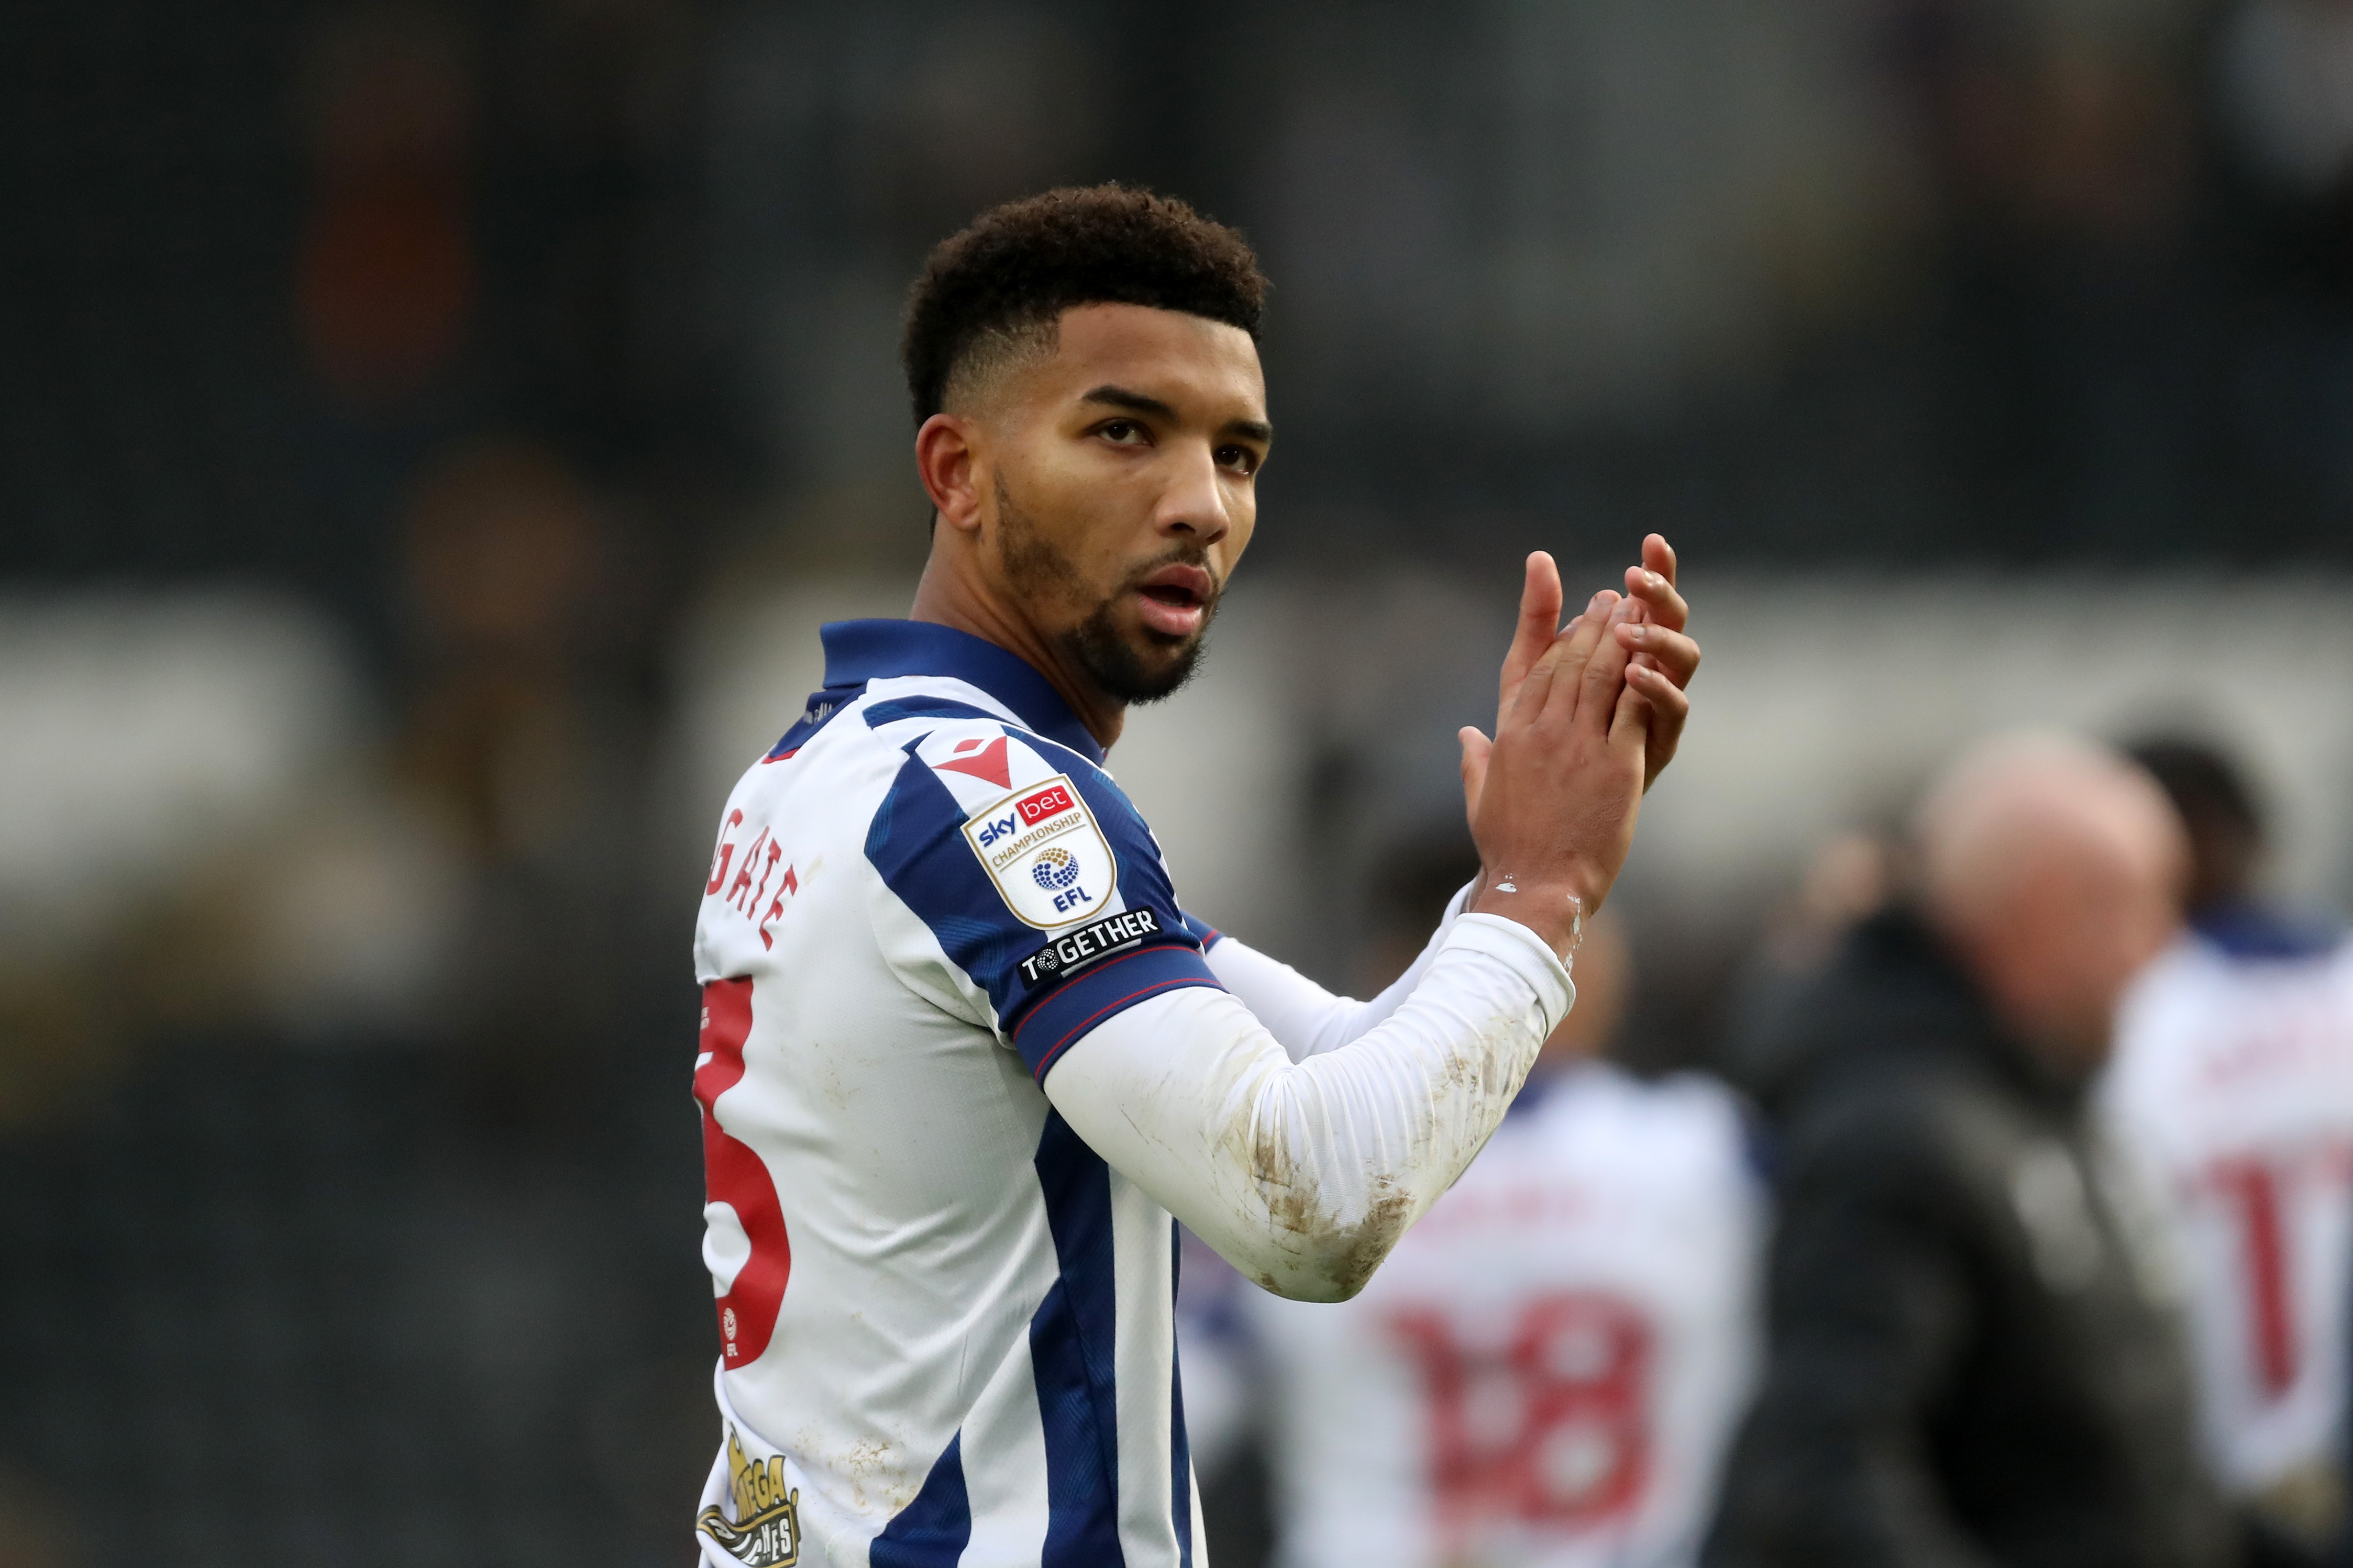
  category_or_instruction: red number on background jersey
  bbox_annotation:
[1391,1292,1653,1544]
[2210,1156,2299,1398]
[697,977,791,1365]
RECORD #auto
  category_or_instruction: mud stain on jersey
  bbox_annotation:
[834,1434,896,1514]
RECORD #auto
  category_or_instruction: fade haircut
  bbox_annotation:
[901,185,1269,427]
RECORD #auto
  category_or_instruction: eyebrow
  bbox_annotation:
[1080,384,1273,446]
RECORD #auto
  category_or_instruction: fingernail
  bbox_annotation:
[1588,591,1609,612]
[1645,571,1665,590]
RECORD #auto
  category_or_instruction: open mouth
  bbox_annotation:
[1134,564,1213,637]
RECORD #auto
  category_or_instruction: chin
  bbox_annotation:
[1066,614,1207,705]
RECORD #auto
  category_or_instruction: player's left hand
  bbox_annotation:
[1615,535,1697,792]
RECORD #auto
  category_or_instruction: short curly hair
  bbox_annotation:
[901,185,1268,428]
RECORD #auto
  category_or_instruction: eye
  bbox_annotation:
[1098,419,1147,446]
[1216,444,1261,476]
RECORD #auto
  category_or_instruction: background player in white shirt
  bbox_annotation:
[1182,906,1765,1568]
[2104,739,2353,1545]
[686,186,1703,1568]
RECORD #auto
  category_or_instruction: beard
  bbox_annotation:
[997,477,1217,706]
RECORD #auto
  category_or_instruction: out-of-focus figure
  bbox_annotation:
[2102,739,2353,1548]
[1706,732,2271,1568]
[1184,888,1765,1568]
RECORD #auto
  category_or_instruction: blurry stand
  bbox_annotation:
[0,591,392,1120]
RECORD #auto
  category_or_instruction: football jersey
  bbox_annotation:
[1223,1064,1765,1568]
[689,619,1227,1568]
[2104,915,2353,1497]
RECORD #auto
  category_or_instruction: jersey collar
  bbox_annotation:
[821,619,1106,765]
[2191,900,2343,962]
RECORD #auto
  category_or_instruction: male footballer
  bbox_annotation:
[689,185,1699,1568]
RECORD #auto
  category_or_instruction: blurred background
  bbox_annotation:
[6,0,2353,1562]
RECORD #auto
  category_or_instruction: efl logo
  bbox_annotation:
[961,772,1116,929]
[1017,784,1076,826]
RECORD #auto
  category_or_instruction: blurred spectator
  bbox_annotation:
[1722,826,1904,1076]
[1182,845,1765,1568]
[2102,739,2353,1548]
[2221,0,2353,202]
[296,4,479,409]
[398,436,606,864]
[392,436,657,1112]
[1704,732,2290,1568]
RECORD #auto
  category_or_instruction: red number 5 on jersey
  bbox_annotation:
[698,978,792,1365]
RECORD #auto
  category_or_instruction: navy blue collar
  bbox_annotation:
[2191,901,2343,962]
[820,619,1106,765]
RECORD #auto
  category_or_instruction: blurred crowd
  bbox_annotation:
[9,0,2353,1563]
[1183,732,2353,1568]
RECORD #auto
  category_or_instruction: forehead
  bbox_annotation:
[1024,303,1265,419]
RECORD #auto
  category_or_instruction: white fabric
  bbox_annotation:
[1202,882,1476,1062]
[2103,932,2353,1496]
[1184,1064,1766,1568]
[1046,913,1573,1303]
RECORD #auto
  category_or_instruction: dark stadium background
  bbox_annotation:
[4,1,2352,1563]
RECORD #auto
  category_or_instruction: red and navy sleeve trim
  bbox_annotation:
[1012,945,1223,1080]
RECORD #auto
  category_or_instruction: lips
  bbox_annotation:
[1134,563,1213,638]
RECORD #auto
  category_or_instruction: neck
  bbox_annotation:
[909,547,1127,750]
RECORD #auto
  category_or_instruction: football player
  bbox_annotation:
[2104,739,2353,1545]
[685,185,1699,1568]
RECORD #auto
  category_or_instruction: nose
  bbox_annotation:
[1153,442,1231,548]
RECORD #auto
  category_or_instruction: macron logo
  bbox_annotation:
[935,735,1010,790]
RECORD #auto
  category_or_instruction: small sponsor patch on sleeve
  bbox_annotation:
[1017,908,1164,984]
[960,773,1119,928]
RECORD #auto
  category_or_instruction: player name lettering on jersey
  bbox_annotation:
[1018,908,1164,984]
[961,773,1117,927]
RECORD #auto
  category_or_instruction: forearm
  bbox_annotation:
[1045,913,1570,1302]
[1199,882,1475,1062]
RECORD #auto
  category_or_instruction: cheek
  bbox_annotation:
[1223,501,1257,563]
[1009,468,1126,582]
[2072,905,2168,1006]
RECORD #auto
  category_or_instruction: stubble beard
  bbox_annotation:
[996,476,1216,706]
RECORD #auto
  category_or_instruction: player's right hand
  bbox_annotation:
[1457,553,1660,957]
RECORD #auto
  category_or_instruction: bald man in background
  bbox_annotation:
[1706,735,2309,1568]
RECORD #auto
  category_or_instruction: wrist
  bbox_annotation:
[1464,875,1595,961]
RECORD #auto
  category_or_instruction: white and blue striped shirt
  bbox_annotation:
[690,618,1220,1568]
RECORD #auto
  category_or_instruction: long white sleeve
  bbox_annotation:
[1043,913,1573,1303]
[1201,881,1475,1062]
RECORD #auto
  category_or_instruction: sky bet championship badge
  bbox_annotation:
[962,774,1117,928]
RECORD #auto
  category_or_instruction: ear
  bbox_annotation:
[915,414,985,535]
